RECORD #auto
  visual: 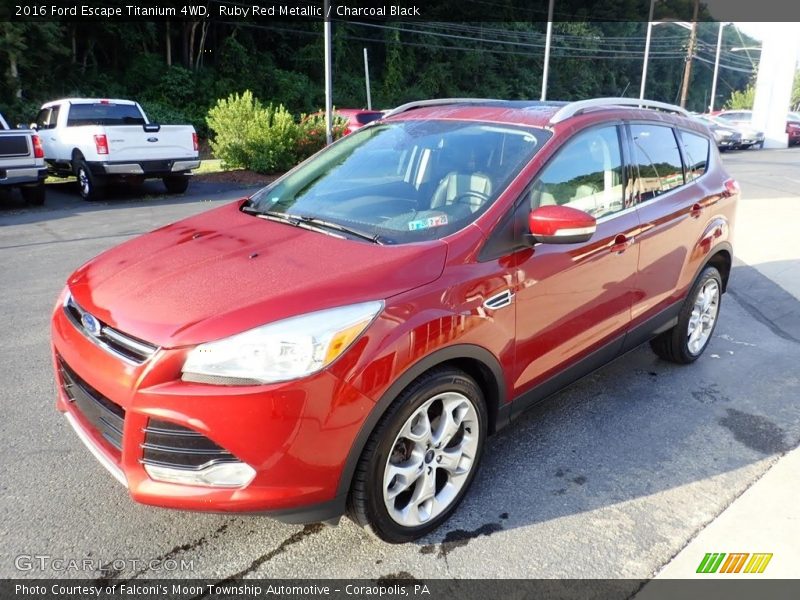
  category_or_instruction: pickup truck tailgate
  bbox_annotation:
[102,125,196,161]
[0,132,37,172]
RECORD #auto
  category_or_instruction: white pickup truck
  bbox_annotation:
[0,112,47,205]
[35,98,199,200]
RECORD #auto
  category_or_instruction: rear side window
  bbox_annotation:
[67,103,145,127]
[35,106,59,130]
[630,124,684,202]
[680,131,710,181]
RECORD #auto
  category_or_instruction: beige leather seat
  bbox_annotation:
[430,172,492,212]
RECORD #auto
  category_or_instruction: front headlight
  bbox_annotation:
[182,301,383,385]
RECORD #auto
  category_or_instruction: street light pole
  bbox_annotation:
[540,0,554,101]
[363,47,372,110]
[639,0,655,101]
[709,22,724,112]
[323,0,333,145]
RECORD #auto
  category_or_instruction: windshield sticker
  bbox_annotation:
[408,215,449,231]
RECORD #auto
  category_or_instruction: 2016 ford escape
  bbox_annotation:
[52,98,738,543]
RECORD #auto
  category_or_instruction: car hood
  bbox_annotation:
[67,201,447,347]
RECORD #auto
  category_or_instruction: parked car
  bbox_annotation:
[692,115,742,151]
[712,110,765,149]
[52,97,738,543]
[787,112,800,146]
[310,108,384,135]
[0,111,47,205]
[34,98,199,200]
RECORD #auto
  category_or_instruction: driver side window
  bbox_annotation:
[528,125,625,219]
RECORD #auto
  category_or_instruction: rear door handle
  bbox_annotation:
[611,234,635,254]
[690,203,703,218]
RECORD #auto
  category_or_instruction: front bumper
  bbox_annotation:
[51,298,370,522]
[89,159,200,177]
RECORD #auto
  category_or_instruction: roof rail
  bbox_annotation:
[549,97,690,124]
[382,98,508,119]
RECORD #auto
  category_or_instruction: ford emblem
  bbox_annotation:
[81,312,102,337]
[147,137,158,142]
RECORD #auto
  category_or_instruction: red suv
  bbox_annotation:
[52,98,738,543]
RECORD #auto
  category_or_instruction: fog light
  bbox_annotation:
[144,462,256,488]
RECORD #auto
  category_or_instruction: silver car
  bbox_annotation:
[714,110,765,149]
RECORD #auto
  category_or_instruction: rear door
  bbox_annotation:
[509,124,640,407]
[625,122,712,340]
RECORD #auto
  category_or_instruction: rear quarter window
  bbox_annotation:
[630,124,684,202]
[680,131,710,181]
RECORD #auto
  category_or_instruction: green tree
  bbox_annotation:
[725,83,755,110]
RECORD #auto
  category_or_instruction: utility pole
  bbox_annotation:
[679,0,700,109]
[363,48,372,110]
[540,0,555,101]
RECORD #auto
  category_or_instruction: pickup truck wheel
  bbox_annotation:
[650,266,722,364]
[347,367,487,543]
[75,160,103,201]
[20,183,46,206]
[163,175,189,194]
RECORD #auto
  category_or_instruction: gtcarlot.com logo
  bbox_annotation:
[696,552,773,574]
[15,554,195,573]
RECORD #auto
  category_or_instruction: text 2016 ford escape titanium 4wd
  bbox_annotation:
[52,98,738,543]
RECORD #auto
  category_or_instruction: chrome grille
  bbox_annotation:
[63,292,158,364]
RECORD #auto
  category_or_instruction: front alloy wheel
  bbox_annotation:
[383,391,480,527]
[348,367,487,543]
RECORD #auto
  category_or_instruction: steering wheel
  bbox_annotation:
[452,190,490,210]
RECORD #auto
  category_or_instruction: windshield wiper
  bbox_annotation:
[242,204,386,245]
[294,215,386,245]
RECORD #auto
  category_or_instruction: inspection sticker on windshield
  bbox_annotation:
[408,215,448,231]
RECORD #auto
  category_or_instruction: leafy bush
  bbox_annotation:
[206,90,300,173]
[247,103,299,173]
[295,112,348,162]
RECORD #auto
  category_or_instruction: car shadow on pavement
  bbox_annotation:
[412,261,800,558]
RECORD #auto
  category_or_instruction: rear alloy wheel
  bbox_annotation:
[650,266,722,364]
[348,368,487,543]
[163,175,189,194]
[75,160,103,201]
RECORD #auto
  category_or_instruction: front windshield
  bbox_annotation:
[246,120,548,244]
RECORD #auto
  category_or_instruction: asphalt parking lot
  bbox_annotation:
[1,151,798,587]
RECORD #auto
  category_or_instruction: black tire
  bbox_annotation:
[650,266,723,364]
[74,160,104,201]
[20,182,45,206]
[163,175,189,194]
[347,367,488,543]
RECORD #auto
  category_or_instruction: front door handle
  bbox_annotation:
[611,234,635,254]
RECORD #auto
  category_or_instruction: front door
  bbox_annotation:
[510,124,640,408]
